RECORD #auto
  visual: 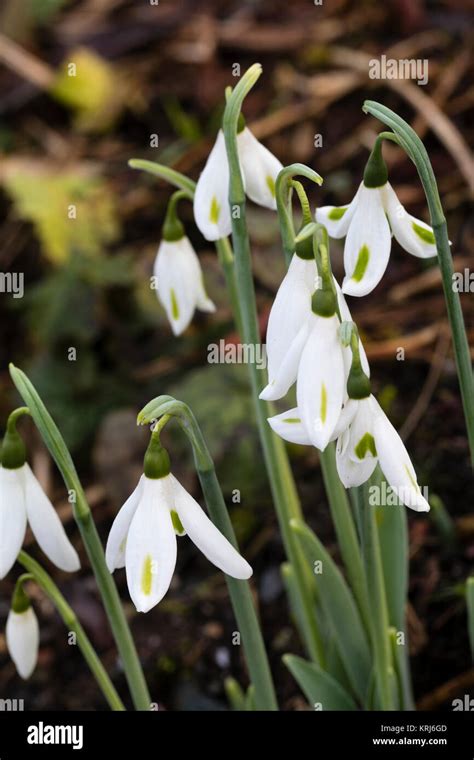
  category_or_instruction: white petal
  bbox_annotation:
[6,607,39,680]
[373,409,430,512]
[296,314,345,450]
[336,428,378,488]
[260,320,310,401]
[0,466,27,579]
[315,183,362,238]
[267,407,312,445]
[23,464,80,573]
[106,476,144,572]
[261,254,315,401]
[382,183,437,259]
[154,237,215,336]
[330,398,359,441]
[171,474,252,580]
[334,278,370,377]
[237,127,283,209]
[193,130,232,241]
[125,476,177,612]
[342,185,391,297]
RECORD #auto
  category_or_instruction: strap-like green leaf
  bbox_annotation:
[290,519,370,704]
[283,654,357,711]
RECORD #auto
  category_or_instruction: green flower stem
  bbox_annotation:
[138,396,278,711]
[363,102,474,465]
[362,482,394,710]
[222,65,324,665]
[128,159,196,196]
[319,445,371,637]
[8,364,151,711]
[17,551,125,711]
[215,237,244,336]
[276,164,323,266]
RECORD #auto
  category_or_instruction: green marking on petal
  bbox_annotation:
[283,417,301,424]
[266,175,276,198]
[412,221,435,245]
[141,554,153,596]
[320,384,327,424]
[328,206,347,221]
[171,509,185,536]
[354,432,377,460]
[170,288,179,320]
[404,464,420,492]
[209,195,220,224]
[352,244,370,282]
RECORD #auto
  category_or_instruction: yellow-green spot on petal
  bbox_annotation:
[412,221,435,245]
[354,432,377,460]
[283,417,301,424]
[170,288,179,320]
[404,464,421,492]
[171,509,185,536]
[328,206,347,221]
[210,196,220,224]
[320,384,327,424]
[352,244,370,282]
[141,554,153,596]
[266,175,276,198]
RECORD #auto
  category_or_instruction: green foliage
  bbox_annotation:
[283,655,357,711]
[3,164,119,263]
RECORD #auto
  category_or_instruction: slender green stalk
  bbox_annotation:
[8,364,151,711]
[215,237,244,336]
[222,65,324,664]
[128,159,196,195]
[18,551,125,711]
[362,483,394,710]
[319,445,370,637]
[138,396,278,710]
[363,103,474,464]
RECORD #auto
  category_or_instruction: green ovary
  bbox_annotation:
[412,222,435,245]
[354,432,377,460]
[352,245,370,282]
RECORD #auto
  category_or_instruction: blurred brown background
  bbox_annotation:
[0,0,473,710]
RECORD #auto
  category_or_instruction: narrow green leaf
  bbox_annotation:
[224,677,246,711]
[283,654,357,711]
[290,519,370,703]
[9,363,86,515]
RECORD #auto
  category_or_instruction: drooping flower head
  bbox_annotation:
[194,117,283,242]
[6,577,39,680]
[0,409,80,579]
[316,138,437,297]
[106,433,252,613]
[154,190,215,335]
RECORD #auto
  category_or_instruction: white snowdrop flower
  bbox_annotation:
[335,395,430,512]
[154,237,215,336]
[0,415,80,579]
[106,440,252,613]
[194,126,283,241]
[316,141,437,297]
[6,582,39,680]
[260,252,317,401]
[154,192,215,336]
